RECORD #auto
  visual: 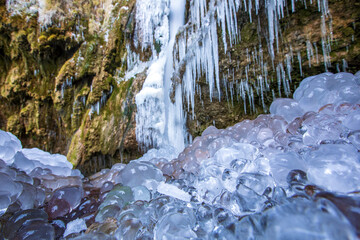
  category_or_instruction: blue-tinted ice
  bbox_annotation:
[0,71,359,239]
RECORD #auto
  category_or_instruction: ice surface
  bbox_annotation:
[270,98,305,122]
[154,212,197,239]
[4,209,51,239]
[261,198,357,240]
[132,185,151,201]
[0,194,11,216]
[63,218,87,237]
[1,130,74,177]
[157,182,191,202]
[118,161,165,190]
[1,71,360,239]
[0,130,22,164]
[292,72,360,112]
[51,186,83,210]
[306,144,360,193]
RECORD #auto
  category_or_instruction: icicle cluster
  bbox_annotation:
[132,0,339,151]
[133,0,170,56]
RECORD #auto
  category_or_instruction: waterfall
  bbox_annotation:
[163,0,187,152]
[135,0,186,152]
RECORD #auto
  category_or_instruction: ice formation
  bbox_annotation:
[133,0,333,152]
[0,71,360,239]
[6,0,61,27]
[135,0,187,152]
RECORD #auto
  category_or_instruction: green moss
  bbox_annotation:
[67,130,81,165]
[78,85,90,97]
[47,34,58,42]
[6,114,21,135]
[343,27,355,37]
[240,22,257,43]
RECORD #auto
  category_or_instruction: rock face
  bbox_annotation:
[0,0,359,174]
[0,0,141,174]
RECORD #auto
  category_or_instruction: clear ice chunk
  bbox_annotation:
[0,130,22,164]
[157,182,191,202]
[306,144,360,193]
[119,161,165,190]
[154,212,197,239]
[64,218,87,237]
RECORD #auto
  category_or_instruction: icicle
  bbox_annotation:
[61,83,65,99]
[266,0,275,59]
[276,64,282,97]
[314,42,319,64]
[248,0,252,22]
[96,101,100,115]
[229,81,234,107]
[82,96,86,106]
[297,52,303,77]
[306,40,314,67]
[321,14,329,71]
[342,59,348,72]
[272,89,276,101]
[258,75,266,111]
[250,87,255,113]
[223,76,229,102]
[285,54,292,83]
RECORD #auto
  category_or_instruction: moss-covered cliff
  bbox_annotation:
[0,0,142,174]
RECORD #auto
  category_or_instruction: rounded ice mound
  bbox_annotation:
[270,98,304,122]
[294,72,360,112]
[305,144,360,193]
[22,148,72,169]
[118,161,165,190]
[154,212,197,239]
[0,130,22,164]
[259,198,357,240]
[137,145,178,163]
[0,130,74,177]
[342,105,360,130]
[12,148,73,176]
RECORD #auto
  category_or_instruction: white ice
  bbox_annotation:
[157,182,191,202]
[63,218,87,237]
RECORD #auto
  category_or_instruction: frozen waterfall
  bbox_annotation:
[133,0,333,153]
[135,0,187,152]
